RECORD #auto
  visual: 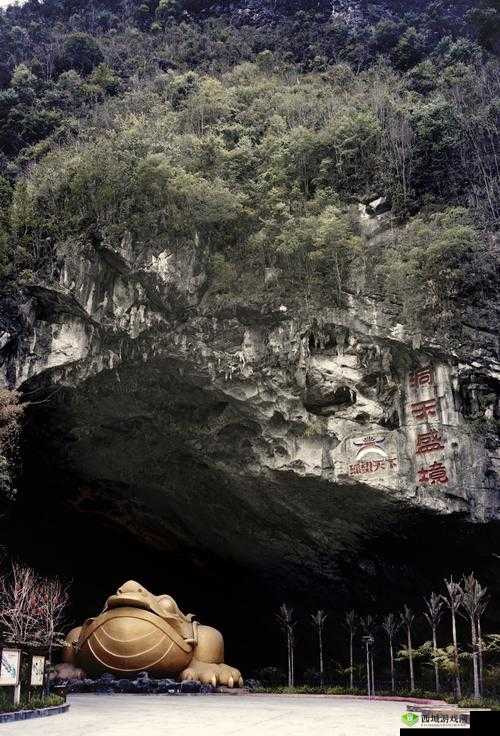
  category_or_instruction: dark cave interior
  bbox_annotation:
[2,383,500,682]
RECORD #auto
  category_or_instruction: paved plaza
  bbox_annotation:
[0,693,447,736]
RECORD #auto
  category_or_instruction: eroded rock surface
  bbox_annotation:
[1,213,499,595]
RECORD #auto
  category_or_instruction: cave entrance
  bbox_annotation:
[3,366,500,680]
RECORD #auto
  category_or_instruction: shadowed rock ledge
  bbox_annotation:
[0,218,499,604]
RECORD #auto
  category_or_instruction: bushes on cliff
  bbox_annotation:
[57,33,105,76]
[0,175,13,278]
[0,1,498,177]
[7,61,494,329]
[0,389,23,503]
[379,208,496,331]
[10,138,247,273]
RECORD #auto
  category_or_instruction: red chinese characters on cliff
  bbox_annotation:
[410,399,438,421]
[418,462,449,485]
[409,366,449,487]
[349,457,397,477]
[415,430,445,455]
[409,368,434,389]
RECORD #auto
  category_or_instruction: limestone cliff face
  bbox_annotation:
[0,208,499,590]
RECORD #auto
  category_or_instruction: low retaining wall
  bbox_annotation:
[0,703,70,724]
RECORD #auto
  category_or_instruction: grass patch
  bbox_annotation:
[0,693,65,714]
[254,685,446,698]
[456,697,500,711]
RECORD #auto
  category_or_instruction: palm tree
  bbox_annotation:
[442,577,463,699]
[460,574,488,700]
[476,593,489,695]
[400,605,416,691]
[277,604,296,687]
[361,615,376,695]
[424,592,444,693]
[311,610,327,686]
[345,610,358,690]
[382,613,399,692]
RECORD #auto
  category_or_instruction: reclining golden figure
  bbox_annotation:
[62,580,243,687]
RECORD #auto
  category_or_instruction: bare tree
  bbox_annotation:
[37,576,70,695]
[277,604,296,688]
[379,100,415,211]
[311,610,327,686]
[345,610,358,690]
[0,562,39,644]
[382,613,399,693]
[424,592,444,693]
[460,574,488,701]
[447,63,500,227]
[400,605,416,692]
[442,577,463,699]
[0,561,70,695]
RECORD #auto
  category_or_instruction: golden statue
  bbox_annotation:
[62,580,243,687]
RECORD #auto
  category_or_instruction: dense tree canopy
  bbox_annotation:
[0,0,498,336]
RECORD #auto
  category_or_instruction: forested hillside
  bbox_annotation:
[0,0,498,335]
[0,3,499,657]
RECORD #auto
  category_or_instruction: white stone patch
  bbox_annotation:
[112,278,136,319]
[146,250,175,285]
[85,283,95,315]
[390,322,406,341]
[434,363,460,427]
[12,320,91,387]
[46,321,90,369]
[127,305,151,339]
[0,332,10,350]
[241,329,264,364]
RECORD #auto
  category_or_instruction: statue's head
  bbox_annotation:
[104,580,187,622]
[105,580,159,613]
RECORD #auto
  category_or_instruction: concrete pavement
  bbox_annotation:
[0,693,439,735]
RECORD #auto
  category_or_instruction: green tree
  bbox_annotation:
[156,0,183,22]
[400,605,416,692]
[87,64,121,96]
[311,610,327,686]
[277,604,296,688]
[311,205,361,302]
[442,577,463,699]
[382,613,399,693]
[344,610,358,690]
[57,33,104,75]
[0,175,13,278]
[460,574,488,700]
[423,592,444,693]
[392,27,426,70]
[381,208,495,332]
